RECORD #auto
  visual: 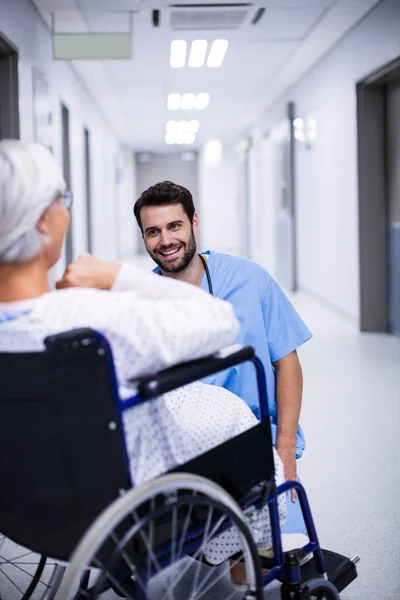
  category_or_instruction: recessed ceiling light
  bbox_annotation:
[207,39,228,68]
[166,120,178,134]
[188,120,200,133]
[194,93,210,110]
[164,121,198,144]
[167,93,181,110]
[188,40,208,68]
[181,93,196,110]
[170,40,187,68]
[183,133,196,145]
[165,133,176,145]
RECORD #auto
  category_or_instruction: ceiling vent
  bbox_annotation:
[170,4,250,31]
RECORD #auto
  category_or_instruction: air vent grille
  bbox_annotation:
[170,8,248,31]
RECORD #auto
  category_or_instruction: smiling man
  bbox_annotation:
[133,181,313,539]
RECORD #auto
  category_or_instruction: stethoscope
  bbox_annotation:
[158,253,213,296]
[199,254,214,296]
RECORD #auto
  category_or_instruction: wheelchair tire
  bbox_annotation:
[303,578,341,599]
[0,534,65,600]
[57,473,264,600]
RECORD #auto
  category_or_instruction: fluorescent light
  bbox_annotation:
[177,120,188,133]
[165,133,176,145]
[206,39,228,68]
[170,40,187,68]
[188,40,208,68]
[183,133,196,144]
[175,133,186,145]
[168,93,181,110]
[194,93,209,110]
[181,93,196,110]
[165,121,199,143]
[293,118,304,129]
[166,120,178,133]
[188,120,200,133]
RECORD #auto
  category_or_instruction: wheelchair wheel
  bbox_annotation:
[0,533,65,600]
[58,473,264,600]
[303,578,341,599]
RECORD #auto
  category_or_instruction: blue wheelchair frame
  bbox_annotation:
[96,328,328,593]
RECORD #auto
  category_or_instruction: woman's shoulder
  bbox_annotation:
[34,287,135,322]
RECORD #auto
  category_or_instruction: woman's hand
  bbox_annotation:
[56,253,121,290]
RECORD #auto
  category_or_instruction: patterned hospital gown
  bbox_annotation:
[0,263,286,562]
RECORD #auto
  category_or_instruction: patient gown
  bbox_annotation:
[0,263,285,562]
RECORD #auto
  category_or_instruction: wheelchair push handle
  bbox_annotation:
[137,344,255,400]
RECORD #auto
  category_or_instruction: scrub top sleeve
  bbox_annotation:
[260,272,312,363]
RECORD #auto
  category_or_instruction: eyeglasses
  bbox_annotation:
[59,191,73,211]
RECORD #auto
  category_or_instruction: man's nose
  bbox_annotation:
[159,230,175,246]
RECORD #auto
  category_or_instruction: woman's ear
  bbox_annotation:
[36,206,51,235]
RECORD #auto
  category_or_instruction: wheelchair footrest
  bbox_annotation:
[299,549,358,592]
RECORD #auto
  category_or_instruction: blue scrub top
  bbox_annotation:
[155,251,312,458]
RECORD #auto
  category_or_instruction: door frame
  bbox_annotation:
[0,31,20,139]
[357,56,400,332]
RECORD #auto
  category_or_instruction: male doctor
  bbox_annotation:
[133,180,313,538]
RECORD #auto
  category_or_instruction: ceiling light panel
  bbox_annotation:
[194,93,209,110]
[181,93,196,110]
[167,93,181,110]
[188,40,208,68]
[170,40,187,68]
[167,93,210,111]
[207,39,229,68]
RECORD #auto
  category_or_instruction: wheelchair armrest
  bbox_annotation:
[137,344,255,399]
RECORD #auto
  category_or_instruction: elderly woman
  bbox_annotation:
[0,140,286,575]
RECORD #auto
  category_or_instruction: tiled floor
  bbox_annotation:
[1,294,399,599]
[288,293,400,600]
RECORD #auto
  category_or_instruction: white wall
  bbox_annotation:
[251,0,400,322]
[0,0,135,280]
[198,146,242,256]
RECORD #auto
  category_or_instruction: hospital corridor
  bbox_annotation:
[0,0,399,599]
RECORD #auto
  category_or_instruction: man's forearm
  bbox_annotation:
[274,351,303,449]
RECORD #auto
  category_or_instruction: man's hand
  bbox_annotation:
[276,444,297,502]
[56,253,121,290]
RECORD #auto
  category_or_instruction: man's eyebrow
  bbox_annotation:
[168,220,184,226]
[144,225,159,234]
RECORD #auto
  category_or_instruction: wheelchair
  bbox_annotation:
[0,328,359,599]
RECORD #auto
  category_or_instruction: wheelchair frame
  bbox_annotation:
[0,328,358,599]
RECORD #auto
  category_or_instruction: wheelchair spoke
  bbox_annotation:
[95,557,143,600]
[170,502,178,567]
[196,552,246,598]
[0,550,35,563]
[169,510,229,592]
[0,566,25,595]
[146,496,155,583]
[176,492,197,562]
[0,555,52,588]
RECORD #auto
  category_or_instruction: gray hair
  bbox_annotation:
[0,140,66,263]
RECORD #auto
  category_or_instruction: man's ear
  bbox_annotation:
[192,212,199,233]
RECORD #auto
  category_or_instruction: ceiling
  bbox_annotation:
[32,0,381,151]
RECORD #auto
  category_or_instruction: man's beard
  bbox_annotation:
[149,228,197,273]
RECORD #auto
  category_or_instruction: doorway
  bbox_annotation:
[357,56,400,334]
[0,32,20,139]
[84,127,92,253]
[61,103,73,263]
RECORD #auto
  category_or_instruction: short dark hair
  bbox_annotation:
[134,181,196,232]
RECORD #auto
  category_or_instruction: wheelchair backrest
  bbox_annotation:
[0,328,131,561]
